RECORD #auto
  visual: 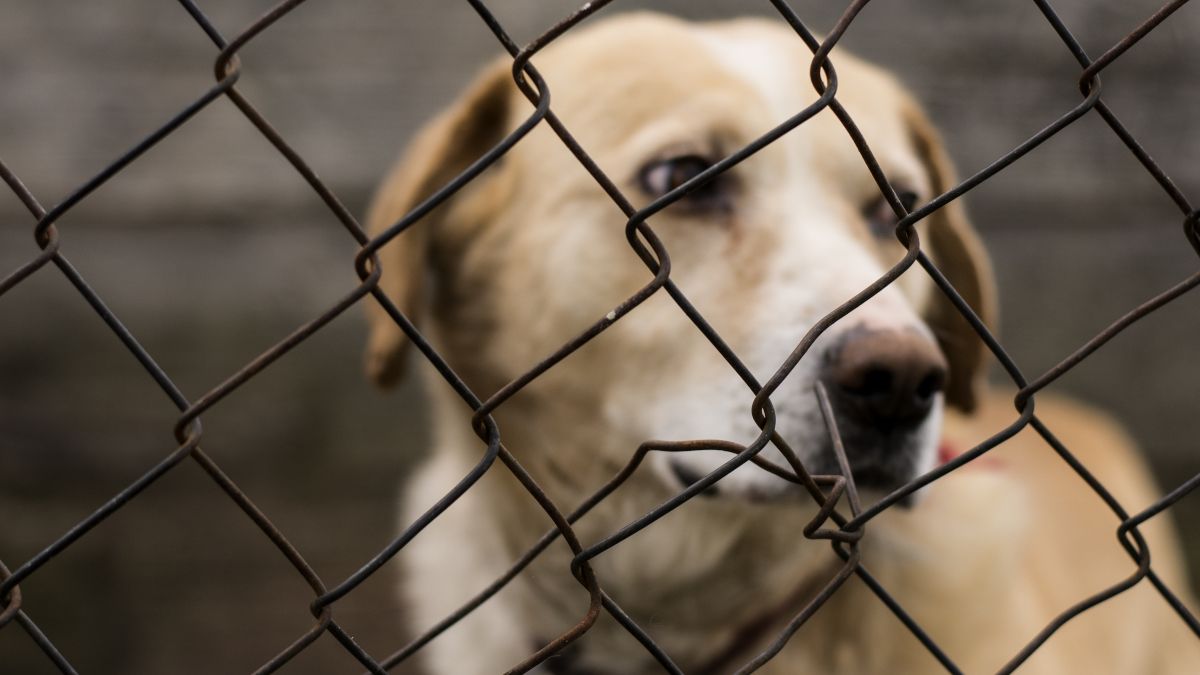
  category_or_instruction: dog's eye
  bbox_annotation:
[638,155,729,210]
[865,189,919,237]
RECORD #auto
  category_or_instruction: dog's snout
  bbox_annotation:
[825,329,948,430]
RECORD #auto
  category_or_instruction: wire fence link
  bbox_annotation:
[2,0,1199,673]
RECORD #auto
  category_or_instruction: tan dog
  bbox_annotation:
[364,13,1198,674]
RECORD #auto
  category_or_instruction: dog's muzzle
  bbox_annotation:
[662,326,947,502]
[814,326,947,495]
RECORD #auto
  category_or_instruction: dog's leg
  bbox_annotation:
[398,451,537,674]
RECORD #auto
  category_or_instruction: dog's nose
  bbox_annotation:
[824,329,948,430]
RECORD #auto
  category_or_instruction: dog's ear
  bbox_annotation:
[363,60,513,388]
[905,102,998,413]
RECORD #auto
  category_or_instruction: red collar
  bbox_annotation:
[938,440,1002,470]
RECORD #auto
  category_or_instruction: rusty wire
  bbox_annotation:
[2,0,1199,673]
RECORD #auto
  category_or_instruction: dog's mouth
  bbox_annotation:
[666,460,803,503]
[666,452,921,506]
[832,462,919,508]
[669,462,722,498]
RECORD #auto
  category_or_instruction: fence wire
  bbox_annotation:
[2,0,1199,673]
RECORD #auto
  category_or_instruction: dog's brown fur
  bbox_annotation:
[365,13,1198,674]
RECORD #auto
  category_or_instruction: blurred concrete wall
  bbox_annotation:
[2,1,1197,673]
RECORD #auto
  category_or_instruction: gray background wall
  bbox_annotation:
[1,1,1197,673]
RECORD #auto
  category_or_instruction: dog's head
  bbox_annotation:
[364,14,995,504]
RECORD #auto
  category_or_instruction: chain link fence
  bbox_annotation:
[2,0,1199,673]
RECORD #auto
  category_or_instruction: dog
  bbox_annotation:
[363,13,1199,674]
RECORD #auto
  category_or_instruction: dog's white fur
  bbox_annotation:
[365,14,1199,674]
